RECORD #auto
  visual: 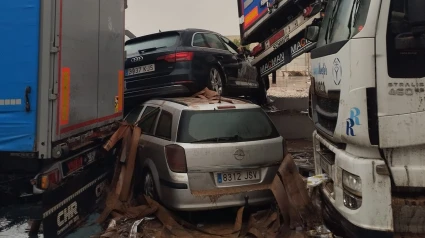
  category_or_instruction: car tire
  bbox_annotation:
[251,75,268,105]
[141,169,159,201]
[207,66,225,95]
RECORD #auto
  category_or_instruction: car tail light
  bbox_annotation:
[39,169,60,190]
[165,144,187,173]
[157,52,194,62]
[251,44,263,56]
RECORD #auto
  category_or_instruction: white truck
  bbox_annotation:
[0,0,124,236]
[237,0,327,84]
[307,0,425,236]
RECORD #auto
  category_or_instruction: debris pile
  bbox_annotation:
[93,88,333,238]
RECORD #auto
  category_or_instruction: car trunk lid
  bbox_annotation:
[176,108,283,191]
[124,31,189,89]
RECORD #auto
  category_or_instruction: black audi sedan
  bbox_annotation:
[124,28,265,109]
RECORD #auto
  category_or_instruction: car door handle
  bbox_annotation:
[216,55,223,59]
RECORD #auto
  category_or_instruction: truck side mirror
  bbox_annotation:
[305,25,320,42]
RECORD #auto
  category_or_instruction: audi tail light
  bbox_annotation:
[251,44,263,57]
[165,144,188,173]
[157,52,194,62]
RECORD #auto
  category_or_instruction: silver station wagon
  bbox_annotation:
[125,97,285,211]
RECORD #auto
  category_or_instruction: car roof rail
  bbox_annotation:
[152,98,189,106]
[223,96,253,104]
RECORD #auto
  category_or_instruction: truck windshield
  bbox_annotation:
[317,0,371,47]
[177,108,280,143]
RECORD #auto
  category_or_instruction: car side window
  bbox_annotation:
[203,33,227,51]
[155,110,173,140]
[138,106,160,135]
[192,33,209,48]
[124,106,144,124]
[219,36,239,54]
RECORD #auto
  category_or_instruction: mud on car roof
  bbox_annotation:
[152,97,253,108]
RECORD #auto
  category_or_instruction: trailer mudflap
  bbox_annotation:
[42,157,113,237]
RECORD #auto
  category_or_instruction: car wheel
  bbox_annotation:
[208,67,225,95]
[251,75,268,105]
[142,170,159,201]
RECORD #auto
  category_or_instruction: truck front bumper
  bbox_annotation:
[320,188,392,238]
[313,131,393,235]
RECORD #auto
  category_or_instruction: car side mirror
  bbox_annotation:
[305,25,320,42]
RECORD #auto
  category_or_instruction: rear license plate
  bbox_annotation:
[216,170,260,184]
[126,64,155,76]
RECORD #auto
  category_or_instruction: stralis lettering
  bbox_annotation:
[260,52,285,75]
[57,201,79,235]
[388,82,425,96]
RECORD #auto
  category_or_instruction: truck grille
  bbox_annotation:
[313,93,340,135]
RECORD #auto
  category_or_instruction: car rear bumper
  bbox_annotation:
[158,180,274,211]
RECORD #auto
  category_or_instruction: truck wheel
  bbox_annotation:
[207,66,225,95]
[142,170,159,201]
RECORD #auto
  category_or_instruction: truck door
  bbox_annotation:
[376,0,425,188]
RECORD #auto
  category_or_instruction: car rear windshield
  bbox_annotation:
[125,32,180,55]
[177,108,280,143]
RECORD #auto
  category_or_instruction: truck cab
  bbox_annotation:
[308,0,425,236]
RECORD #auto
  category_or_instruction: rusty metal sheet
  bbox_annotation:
[393,195,425,234]
[278,154,321,228]
[270,175,302,228]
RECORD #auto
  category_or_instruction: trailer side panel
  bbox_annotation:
[0,1,40,152]
[53,0,123,141]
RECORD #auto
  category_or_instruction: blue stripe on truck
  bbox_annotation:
[0,0,40,152]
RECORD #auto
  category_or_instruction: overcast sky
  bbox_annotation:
[125,0,241,37]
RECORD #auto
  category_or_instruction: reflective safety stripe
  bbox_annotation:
[244,6,258,29]
[0,99,22,106]
[60,67,70,125]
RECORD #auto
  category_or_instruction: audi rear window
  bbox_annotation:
[125,32,180,55]
[177,108,280,143]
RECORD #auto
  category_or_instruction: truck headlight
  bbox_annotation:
[342,170,362,197]
[343,191,362,210]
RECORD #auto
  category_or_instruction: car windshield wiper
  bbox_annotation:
[347,0,361,39]
[190,135,243,143]
[324,0,340,44]
[138,46,166,54]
